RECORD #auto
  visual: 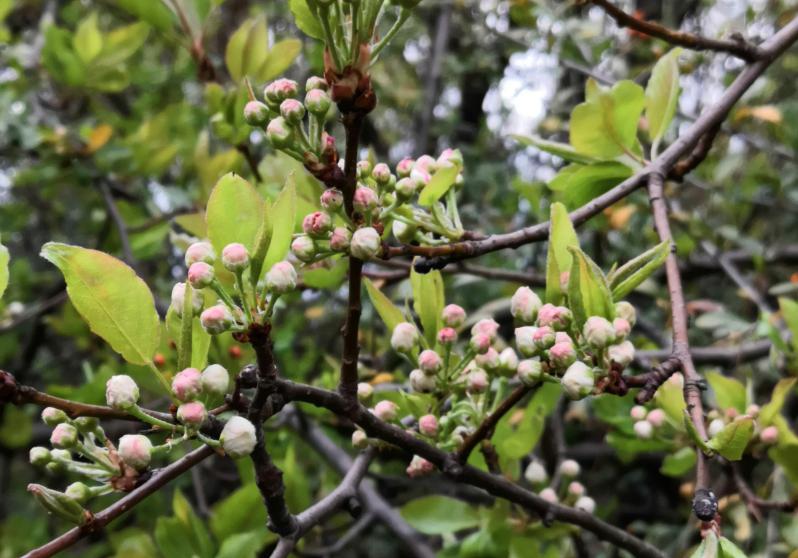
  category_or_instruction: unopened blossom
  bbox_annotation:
[471,319,499,341]
[760,425,779,444]
[524,460,548,485]
[549,341,577,369]
[187,262,214,289]
[185,242,215,266]
[539,487,558,503]
[41,407,68,426]
[559,459,580,478]
[350,227,381,260]
[418,350,442,374]
[391,322,419,353]
[441,304,466,328]
[511,286,542,323]
[329,227,352,252]
[575,496,596,514]
[291,235,316,262]
[352,187,378,214]
[630,406,647,421]
[171,282,203,317]
[221,243,250,272]
[561,362,595,400]
[177,401,207,427]
[498,348,519,373]
[467,369,489,393]
[437,327,457,345]
[201,364,230,396]
[537,304,571,330]
[707,418,725,438]
[517,359,543,386]
[634,420,653,439]
[200,304,233,334]
[583,316,616,348]
[372,163,391,184]
[50,423,78,448]
[305,88,331,115]
[418,414,438,437]
[532,326,556,350]
[118,434,153,471]
[568,481,585,497]
[320,188,344,211]
[351,430,368,449]
[279,98,305,124]
[302,211,332,237]
[357,382,373,401]
[475,347,500,371]
[106,375,139,410]
[410,369,436,393]
[396,158,415,177]
[613,318,631,339]
[29,447,51,467]
[646,409,666,428]
[243,100,270,126]
[406,455,434,478]
[172,367,202,402]
[614,301,637,326]
[373,400,399,422]
[515,326,538,357]
[469,333,491,355]
[608,341,635,367]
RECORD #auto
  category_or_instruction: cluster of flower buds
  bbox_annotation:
[525,459,596,513]
[172,240,297,335]
[170,364,230,429]
[706,403,778,445]
[629,405,668,439]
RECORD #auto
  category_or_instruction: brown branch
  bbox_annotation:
[728,462,796,522]
[624,356,682,404]
[587,0,763,61]
[22,444,214,558]
[237,144,264,183]
[671,124,722,180]
[635,339,773,367]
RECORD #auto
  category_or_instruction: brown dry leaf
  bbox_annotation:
[736,105,782,124]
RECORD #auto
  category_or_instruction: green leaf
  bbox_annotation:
[567,247,614,328]
[769,443,798,486]
[418,164,460,207]
[660,446,696,477]
[73,13,103,64]
[684,410,712,455]
[707,416,754,461]
[288,0,324,40]
[206,173,265,254]
[0,405,33,449]
[96,22,150,67]
[165,308,211,370]
[115,0,175,32]
[689,531,719,558]
[216,531,272,558]
[569,80,645,159]
[718,537,748,558]
[0,236,8,300]
[210,484,267,541]
[778,297,798,352]
[399,496,480,535]
[654,378,686,428]
[608,240,670,299]
[172,490,214,558]
[706,371,747,414]
[262,176,297,274]
[258,39,302,82]
[645,48,682,148]
[364,278,407,334]
[225,17,268,83]
[154,517,194,558]
[494,382,561,459]
[759,378,797,426]
[302,258,348,289]
[548,162,633,208]
[410,267,444,347]
[511,135,597,165]
[545,202,579,304]
[40,243,161,367]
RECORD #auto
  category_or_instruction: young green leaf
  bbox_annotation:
[759,377,797,426]
[778,297,798,352]
[545,202,579,304]
[718,537,748,558]
[40,243,161,368]
[302,257,348,289]
[645,48,682,150]
[399,496,480,535]
[259,39,302,82]
[225,17,269,83]
[418,164,460,207]
[364,278,406,334]
[567,247,615,328]
[688,531,718,558]
[410,267,444,347]
[73,13,103,64]
[706,371,747,414]
[608,240,670,299]
[0,236,8,300]
[510,135,597,165]
[660,446,696,477]
[654,378,687,428]
[261,176,297,274]
[548,162,633,208]
[288,0,324,40]
[206,173,265,254]
[706,416,754,461]
[165,308,211,370]
[683,410,713,455]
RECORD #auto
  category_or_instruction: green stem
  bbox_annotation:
[128,405,179,431]
[350,0,361,63]
[449,346,476,383]
[235,270,253,323]
[197,432,221,448]
[319,5,345,71]
[178,283,194,371]
[75,442,118,473]
[446,188,463,232]
[264,293,281,319]
[210,280,243,325]
[371,8,411,61]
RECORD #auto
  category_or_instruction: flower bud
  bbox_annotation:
[467,369,489,393]
[391,322,419,353]
[475,347,500,371]
[469,333,491,355]
[559,459,581,478]
[372,163,392,184]
[243,101,270,126]
[392,220,416,243]
[187,262,214,289]
[42,407,68,426]
[583,316,616,348]
[532,326,556,351]
[498,348,519,373]
[418,414,438,437]
[329,227,352,252]
[351,429,368,449]
[177,401,207,427]
[320,188,344,211]
[302,211,332,237]
[561,362,595,400]
[28,484,88,525]
[30,447,52,467]
[304,88,331,115]
[171,282,203,317]
[707,418,725,438]
[614,301,637,327]
[373,400,398,422]
[437,148,463,168]
[537,304,572,330]
[357,382,373,401]
[418,349,442,375]
[220,416,257,458]
[264,78,298,102]
[539,487,558,503]
[410,369,436,393]
[356,160,372,180]
[437,327,457,346]
[201,364,230,396]
[524,460,548,485]
[608,341,635,367]
[291,235,317,262]
[746,404,760,418]
[760,425,779,444]
[172,367,203,401]
[555,332,572,344]
[265,261,297,294]
[613,318,631,339]
[185,242,216,266]
[280,98,305,125]
[410,167,431,186]
[517,359,543,386]
[394,177,418,200]
[630,405,647,421]
[471,319,499,342]
[549,341,577,369]
[406,455,434,478]
[118,434,153,470]
[350,227,381,260]
[266,117,294,148]
[221,243,250,272]
[396,158,414,178]
[575,496,596,514]
[511,287,542,324]
[64,481,92,504]
[441,304,466,328]
[568,481,585,497]
[515,326,538,357]
[633,419,653,439]
[353,187,378,215]
[106,375,139,410]
[645,410,665,429]
[200,304,234,334]
[306,76,328,91]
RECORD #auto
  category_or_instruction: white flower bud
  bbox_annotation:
[410,369,436,393]
[517,359,543,386]
[567,481,585,497]
[187,262,214,289]
[30,447,52,467]
[291,235,317,262]
[511,286,542,324]
[418,349,442,374]
[172,367,202,402]
[498,348,519,373]
[177,401,208,427]
[41,407,68,426]
[330,227,352,252]
[467,369,489,393]
[707,418,725,438]
[418,414,438,437]
[630,405,647,421]
[200,304,234,334]
[559,459,581,478]
[760,425,779,444]
[171,282,203,317]
[350,227,381,260]
[392,220,416,243]
[105,375,139,410]
[118,434,153,470]
[220,416,257,458]
[373,400,399,422]
[185,242,216,266]
[608,340,635,367]
[633,419,653,439]
[539,487,558,503]
[614,301,637,327]
[471,319,499,342]
[441,304,466,328]
[243,100,270,126]
[583,316,616,348]
[646,408,666,428]
[475,348,500,371]
[515,326,538,357]
[351,429,368,449]
[561,362,595,400]
[265,261,297,294]
[575,496,596,514]
[65,482,92,504]
[406,455,434,478]
[50,423,78,448]
[391,322,419,353]
[524,460,548,485]
[201,364,230,396]
[357,382,374,401]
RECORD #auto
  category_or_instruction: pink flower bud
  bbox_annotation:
[264,78,298,102]
[50,423,78,448]
[396,157,415,178]
[353,187,378,214]
[475,347,500,371]
[243,101,270,126]
[760,425,779,444]
[373,400,399,422]
[537,304,572,330]
[350,227,381,260]
[200,304,234,334]
[467,369,489,393]
[646,408,666,428]
[41,407,68,426]
[575,496,596,514]
[498,348,519,372]
[395,177,419,199]
[515,326,538,357]
[351,429,368,449]
[265,261,297,294]
[608,341,635,367]
[221,243,250,272]
[725,407,739,420]
[201,364,229,396]
[613,318,631,339]
[106,375,140,410]
[539,487,558,503]
[187,261,214,289]
[583,316,616,348]
[406,455,434,478]
[437,327,457,345]
[555,332,572,345]
[549,341,577,369]
[320,188,344,211]
[304,88,331,115]
[630,405,647,421]
[302,211,332,237]
[511,286,542,324]
[171,282,203,317]
[532,326,556,350]
[746,404,760,417]
[280,98,305,124]
[410,369,436,393]
[524,460,548,484]
[266,117,294,148]
[568,481,585,497]
[471,319,499,341]
[418,414,438,437]
[469,333,491,354]
[356,160,372,179]
[517,359,543,385]
[172,367,202,401]
[291,235,317,262]
[391,322,419,353]
[410,167,431,186]
[118,434,153,471]
[306,76,328,91]
[559,459,581,477]
[614,301,637,327]
[357,382,373,401]
[707,418,725,438]
[561,362,594,400]
[414,155,437,174]
[436,148,463,168]
[372,163,392,184]
[220,416,257,458]
[177,401,207,427]
[441,304,466,328]
[185,242,216,266]
[634,420,654,439]
[329,227,352,252]
[418,349,442,374]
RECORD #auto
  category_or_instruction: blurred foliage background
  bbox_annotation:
[1,0,798,556]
